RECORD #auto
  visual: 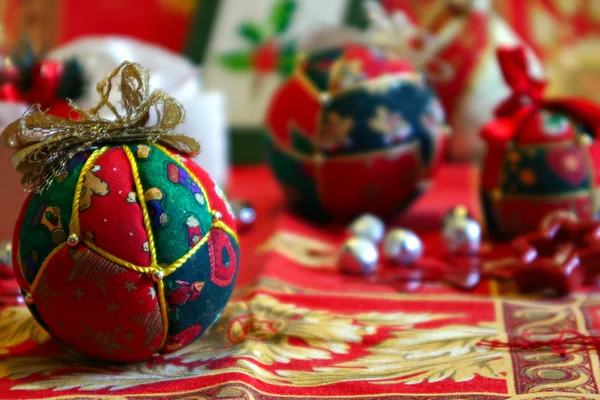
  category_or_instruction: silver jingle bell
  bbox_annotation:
[539,210,578,231]
[230,200,257,232]
[443,205,471,225]
[338,237,379,276]
[382,228,423,265]
[348,213,386,244]
[442,212,481,255]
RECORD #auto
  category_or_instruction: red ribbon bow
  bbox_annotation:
[481,45,600,146]
[494,46,546,117]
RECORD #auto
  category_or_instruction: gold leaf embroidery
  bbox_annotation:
[0,306,50,354]
[263,322,504,386]
[258,231,337,269]
[0,294,468,391]
[169,294,455,366]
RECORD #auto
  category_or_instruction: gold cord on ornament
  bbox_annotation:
[0,61,200,193]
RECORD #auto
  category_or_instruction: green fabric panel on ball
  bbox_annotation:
[163,228,239,344]
[128,143,213,265]
[19,152,89,284]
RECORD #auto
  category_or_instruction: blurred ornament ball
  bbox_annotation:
[348,213,385,244]
[481,47,600,238]
[338,237,379,276]
[265,44,449,220]
[441,206,481,255]
[382,228,423,265]
[230,200,257,232]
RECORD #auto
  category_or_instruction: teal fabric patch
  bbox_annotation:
[163,229,239,342]
[129,143,213,265]
[19,152,89,284]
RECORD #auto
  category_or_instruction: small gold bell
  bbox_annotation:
[151,269,164,282]
[67,234,81,247]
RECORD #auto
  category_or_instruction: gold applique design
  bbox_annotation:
[319,112,354,150]
[79,166,109,212]
[329,59,364,93]
[369,106,412,142]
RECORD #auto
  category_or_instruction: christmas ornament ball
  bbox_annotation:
[480,46,600,238]
[348,213,385,244]
[481,108,599,238]
[382,228,423,265]
[265,44,449,220]
[441,211,481,255]
[338,237,379,276]
[12,143,239,362]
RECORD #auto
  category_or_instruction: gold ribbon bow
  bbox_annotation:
[1,61,200,193]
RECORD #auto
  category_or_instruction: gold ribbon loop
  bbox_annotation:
[1,61,200,193]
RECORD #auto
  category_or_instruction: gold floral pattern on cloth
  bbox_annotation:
[503,295,600,395]
[2,289,600,398]
[7,220,600,399]
[0,292,488,392]
[0,306,50,355]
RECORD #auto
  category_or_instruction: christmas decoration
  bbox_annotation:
[49,36,230,187]
[348,213,385,244]
[3,62,239,363]
[381,0,543,160]
[217,0,297,77]
[338,237,379,276]
[442,206,481,255]
[382,228,423,266]
[0,40,85,120]
[480,46,600,238]
[539,210,579,232]
[230,200,256,232]
[509,219,600,296]
[265,43,449,220]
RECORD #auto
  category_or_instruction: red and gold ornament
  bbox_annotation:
[3,62,239,363]
[481,46,600,238]
[265,43,449,220]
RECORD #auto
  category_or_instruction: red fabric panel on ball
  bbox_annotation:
[12,193,33,292]
[165,149,237,231]
[265,76,321,143]
[33,245,163,363]
[317,146,422,218]
[78,147,151,266]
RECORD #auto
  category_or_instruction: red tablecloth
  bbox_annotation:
[1,164,600,399]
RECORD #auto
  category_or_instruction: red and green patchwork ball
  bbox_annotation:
[11,143,239,362]
[265,44,448,220]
